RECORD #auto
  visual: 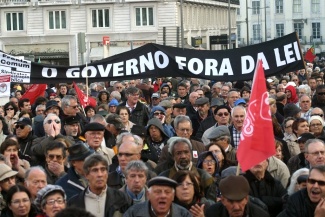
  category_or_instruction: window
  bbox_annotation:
[312,22,320,39]
[135,7,154,26]
[276,24,284,38]
[49,11,66,29]
[237,8,240,15]
[293,0,301,13]
[294,23,303,39]
[252,1,260,15]
[311,0,320,13]
[275,0,283,13]
[6,12,23,31]
[92,9,109,28]
[253,24,260,40]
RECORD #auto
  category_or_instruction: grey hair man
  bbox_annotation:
[120,160,149,205]
[305,139,325,168]
[24,166,47,201]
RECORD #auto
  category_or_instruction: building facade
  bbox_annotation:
[236,0,325,56]
[0,0,238,66]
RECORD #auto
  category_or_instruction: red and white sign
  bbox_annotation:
[0,74,11,98]
[103,36,110,45]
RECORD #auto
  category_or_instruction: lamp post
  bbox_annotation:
[180,0,184,49]
[228,0,231,49]
[264,0,267,42]
[246,0,249,45]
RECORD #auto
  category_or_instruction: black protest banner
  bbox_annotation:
[0,32,304,84]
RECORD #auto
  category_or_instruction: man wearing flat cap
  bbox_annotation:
[205,175,270,217]
[83,122,115,165]
[190,97,213,137]
[56,141,94,200]
[124,176,191,217]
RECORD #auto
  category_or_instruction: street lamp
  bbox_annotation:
[180,0,184,49]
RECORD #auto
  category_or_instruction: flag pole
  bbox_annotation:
[236,163,241,176]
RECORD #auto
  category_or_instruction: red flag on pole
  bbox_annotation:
[21,84,47,105]
[73,82,97,108]
[304,46,316,63]
[236,60,276,171]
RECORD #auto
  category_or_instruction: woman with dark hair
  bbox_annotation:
[84,106,96,120]
[0,116,11,144]
[172,170,214,217]
[116,106,134,132]
[18,111,33,120]
[196,151,219,182]
[0,139,30,181]
[3,102,19,134]
[205,142,233,175]
[286,118,309,157]
[2,185,37,217]
[97,90,110,106]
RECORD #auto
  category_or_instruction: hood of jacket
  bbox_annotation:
[146,118,169,138]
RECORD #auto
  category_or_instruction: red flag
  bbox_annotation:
[73,82,97,108]
[304,46,316,62]
[236,60,276,171]
[21,84,47,105]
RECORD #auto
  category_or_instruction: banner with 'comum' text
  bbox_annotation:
[0,32,305,84]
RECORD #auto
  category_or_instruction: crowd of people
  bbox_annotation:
[0,61,325,217]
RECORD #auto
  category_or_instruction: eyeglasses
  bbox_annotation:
[117,152,139,157]
[317,92,325,96]
[216,112,229,117]
[68,105,78,109]
[0,176,15,183]
[46,119,61,124]
[154,112,164,116]
[6,107,14,111]
[308,151,325,156]
[15,124,26,130]
[307,178,325,186]
[177,182,194,188]
[47,154,63,161]
[311,114,324,117]
[46,198,65,206]
[310,123,322,128]
[11,198,30,206]
[203,160,216,164]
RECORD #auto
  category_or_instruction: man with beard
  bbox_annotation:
[63,116,80,141]
[68,154,129,217]
[206,175,270,217]
[190,97,212,137]
[278,165,325,217]
[159,137,215,200]
[243,160,287,217]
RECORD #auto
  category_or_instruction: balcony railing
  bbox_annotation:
[250,38,263,45]
[237,38,247,47]
[310,36,323,44]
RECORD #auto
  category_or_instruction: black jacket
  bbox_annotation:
[244,170,287,217]
[195,116,216,140]
[277,188,317,217]
[205,201,270,217]
[68,186,129,217]
[118,101,149,127]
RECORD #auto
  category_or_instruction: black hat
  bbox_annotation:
[283,103,301,118]
[195,97,209,106]
[173,103,187,109]
[147,176,178,188]
[219,175,250,200]
[83,122,105,135]
[68,141,94,161]
[297,133,316,143]
[213,105,231,115]
[45,100,60,111]
[131,125,147,137]
[64,116,80,125]
[15,117,32,126]
[106,114,124,130]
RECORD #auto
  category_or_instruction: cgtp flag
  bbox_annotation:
[21,84,47,105]
[73,82,97,108]
[304,46,316,63]
[236,59,276,171]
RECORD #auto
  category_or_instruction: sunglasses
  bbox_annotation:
[6,107,14,111]
[15,125,25,130]
[46,119,61,124]
[307,178,325,186]
[154,112,164,116]
[311,114,324,117]
[317,92,325,96]
[216,112,229,117]
[69,105,78,109]
[47,154,63,161]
